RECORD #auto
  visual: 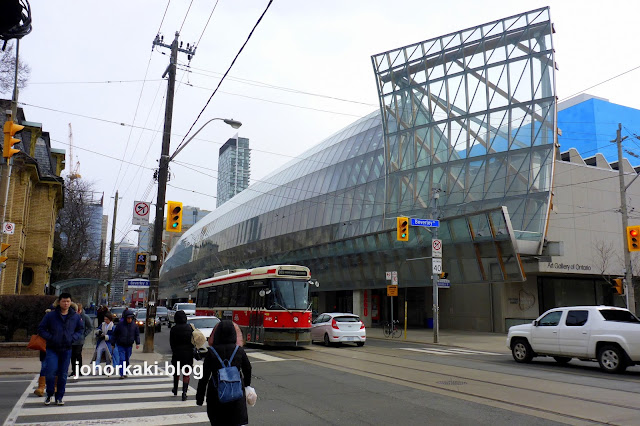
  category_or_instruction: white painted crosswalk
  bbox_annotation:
[3,351,286,425]
[399,347,504,356]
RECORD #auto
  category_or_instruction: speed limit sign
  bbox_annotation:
[432,258,442,274]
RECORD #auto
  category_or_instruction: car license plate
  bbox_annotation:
[346,337,355,341]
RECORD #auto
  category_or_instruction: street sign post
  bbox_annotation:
[437,279,450,288]
[410,218,440,227]
[133,201,151,226]
[387,285,398,296]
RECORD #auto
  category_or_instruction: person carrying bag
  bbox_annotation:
[196,320,252,425]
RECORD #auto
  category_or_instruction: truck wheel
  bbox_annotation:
[598,345,627,373]
[553,356,571,364]
[511,338,534,363]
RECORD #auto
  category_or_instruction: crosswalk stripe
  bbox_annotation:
[14,412,210,425]
[399,347,503,356]
[248,352,289,362]
[16,400,199,417]
[22,390,176,403]
[61,377,171,386]
[63,383,173,393]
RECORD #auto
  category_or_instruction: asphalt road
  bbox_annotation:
[5,332,640,425]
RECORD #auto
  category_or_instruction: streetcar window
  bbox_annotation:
[229,284,238,307]
[237,282,248,307]
[269,279,309,310]
[220,284,230,306]
[208,289,217,308]
[197,288,208,308]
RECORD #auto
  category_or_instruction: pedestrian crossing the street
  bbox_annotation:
[3,351,287,426]
[399,347,504,356]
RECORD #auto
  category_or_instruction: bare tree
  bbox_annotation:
[0,41,30,94]
[51,177,103,282]
[593,239,617,284]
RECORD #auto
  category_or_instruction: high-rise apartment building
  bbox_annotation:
[216,135,250,207]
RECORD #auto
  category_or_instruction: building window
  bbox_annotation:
[22,267,34,287]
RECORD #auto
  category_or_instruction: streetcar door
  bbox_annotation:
[248,285,265,344]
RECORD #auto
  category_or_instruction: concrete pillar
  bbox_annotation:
[352,289,371,327]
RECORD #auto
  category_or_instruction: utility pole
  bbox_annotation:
[615,123,637,314]
[107,190,119,304]
[431,187,440,343]
[146,32,196,352]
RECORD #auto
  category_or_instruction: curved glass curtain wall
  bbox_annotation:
[372,7,556,251]
[161,111,386,284]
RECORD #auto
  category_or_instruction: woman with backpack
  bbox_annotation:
[169,310,194,400]
[196,320,252,425]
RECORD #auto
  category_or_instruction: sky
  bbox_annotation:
[5,0,640,249]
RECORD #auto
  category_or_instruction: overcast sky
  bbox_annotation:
[7,0,640,247]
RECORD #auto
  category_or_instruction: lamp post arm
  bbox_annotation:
[169,117,242,163]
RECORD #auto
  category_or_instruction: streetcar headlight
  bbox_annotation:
[293,317,299,323]
[274,316,278,323]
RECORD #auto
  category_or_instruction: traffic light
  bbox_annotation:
[135,252,147,274]
[0,243,9,263]
[612,278,624,295]
[3,120,23,159]
[166,201,183,232]
[397,216,409,241]
[627,225,640,252]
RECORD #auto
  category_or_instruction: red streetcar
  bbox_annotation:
[195,265,317,346]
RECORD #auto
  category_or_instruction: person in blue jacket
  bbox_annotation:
[112,309,140,378]
[37,292,84,406]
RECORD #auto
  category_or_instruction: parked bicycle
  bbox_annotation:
[383,319,402,338]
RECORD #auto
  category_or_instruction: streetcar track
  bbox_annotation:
[276,345,640,424]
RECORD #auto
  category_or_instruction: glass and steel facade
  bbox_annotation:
[216,136,251,207]
[160,8,556,301]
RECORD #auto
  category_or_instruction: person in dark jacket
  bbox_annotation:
[196,320,252,425]
[37,292,84,406]
[169,310,194,400]
[112,309,140,378]
[70,303,93,377]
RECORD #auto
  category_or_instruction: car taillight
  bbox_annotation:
[331,319,339,329]
[360,322,365,329]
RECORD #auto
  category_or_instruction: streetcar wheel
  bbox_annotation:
[323,333,330,347]
[553,356,571,364]
[511,338,533,363]
[598,345,627,373]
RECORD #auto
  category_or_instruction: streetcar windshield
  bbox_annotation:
[269,279,309,310]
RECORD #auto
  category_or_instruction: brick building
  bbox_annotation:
[0,100,65,295]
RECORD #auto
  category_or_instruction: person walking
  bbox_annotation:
[37,292,84,406]
[93,312,114,373]
[112,309,140,378]
[169,310,194,400]
[96,305,107,326]
[70,303,93,378]
[196,320,252,425]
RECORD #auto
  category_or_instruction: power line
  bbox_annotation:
[178,0,274,151]
[195,0,220,48]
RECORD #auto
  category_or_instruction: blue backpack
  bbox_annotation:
[208,346,243,403]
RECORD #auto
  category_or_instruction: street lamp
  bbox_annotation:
[144,116,242,352]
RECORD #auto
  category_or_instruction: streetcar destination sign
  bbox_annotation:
[410,218,440,227]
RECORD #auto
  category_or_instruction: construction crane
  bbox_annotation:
[68,123,81,180]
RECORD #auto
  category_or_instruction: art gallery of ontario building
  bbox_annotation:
[160,7,640,332]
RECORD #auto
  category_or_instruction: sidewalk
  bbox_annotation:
[0,329,509,374]
[0,337,163,375]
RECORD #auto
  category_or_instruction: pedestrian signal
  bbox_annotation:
[397,216,409,241]
[166,201,183,232]
[439,272,448,279]
[3,120,23,159]
[135,252,147,274]
[627,226,640,252]
[612,278,624,295]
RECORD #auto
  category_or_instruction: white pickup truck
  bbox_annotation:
[167,303,196,328]
[507,306,640,373]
